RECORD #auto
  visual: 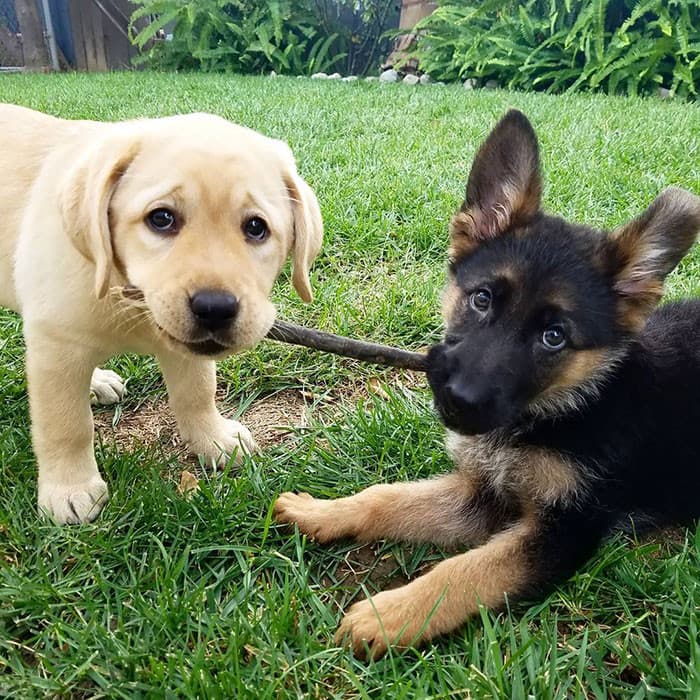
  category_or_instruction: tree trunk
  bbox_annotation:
[15,0,49,71]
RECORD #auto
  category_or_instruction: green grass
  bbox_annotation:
[1,72,699,698]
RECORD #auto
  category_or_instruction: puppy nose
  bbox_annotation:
[445,378,489,412]
[190,290,239,331]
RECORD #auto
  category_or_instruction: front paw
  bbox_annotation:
[273,492,343,543]
[335,587,427,660]
[187,418,258,465]
[38,475,109,525]
[90,368,126,406]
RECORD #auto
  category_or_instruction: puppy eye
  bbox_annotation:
[469,288,492,313]
[146,208,179,234]
[542,325,566,351]
[243,216,269,242]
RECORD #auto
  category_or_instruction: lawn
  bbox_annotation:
[0,72,699,698]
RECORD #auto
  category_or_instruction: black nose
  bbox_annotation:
[189,290,239,331]
[444,378,490,413]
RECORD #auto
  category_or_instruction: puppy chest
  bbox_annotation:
[446,431,583,505]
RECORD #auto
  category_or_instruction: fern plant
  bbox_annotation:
[129,0,345,75]
[409,0,700,97]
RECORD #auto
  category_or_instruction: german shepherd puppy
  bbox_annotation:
[273,110,700,659]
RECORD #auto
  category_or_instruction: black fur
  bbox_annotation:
[274,111,700,656]
[428,109,700,599]
[524,300,700,526]
[429,219,622,433]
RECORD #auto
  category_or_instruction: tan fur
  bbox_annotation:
[0,104,323,524]
[447,430,583,506]
[334,517,534,659]
[451,151,541,259]
[441,278,463,323]
[547,348,609,393]
[274,472,490,549]
[611,187,700,330]
[616,293,663,333]
[273,433,578,657]
[274,478,536,659]
[521,450,583,504]
[449,210,480,258]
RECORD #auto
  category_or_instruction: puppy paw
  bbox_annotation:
[335,587,428,660]
[273,492,345,543]
[90,368,126,406]
[187,418,258,465]
[38,476,109,525]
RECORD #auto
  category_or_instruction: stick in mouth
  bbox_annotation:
[120,286,428,372]
[266,319,427,371]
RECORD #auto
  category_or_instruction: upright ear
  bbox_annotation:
[282,163,323,303]
[610,187,700,328]
[451,109,542,258]
[59,133,140,299]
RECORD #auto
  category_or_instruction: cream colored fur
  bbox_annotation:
[0,104,323,524]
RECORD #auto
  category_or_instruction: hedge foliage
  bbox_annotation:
[408,0,700,97]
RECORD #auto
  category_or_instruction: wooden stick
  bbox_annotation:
[266,319,428,372]
[119,286,428,372]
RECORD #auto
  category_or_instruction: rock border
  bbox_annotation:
[276,70,674,98]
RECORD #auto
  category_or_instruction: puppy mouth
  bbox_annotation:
[184,338,231,356]
[119,286,241,357]
[434,403,506,435]
[157,326,234,357]
[427,343,521,434]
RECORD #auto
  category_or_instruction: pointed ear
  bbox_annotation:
[59,133,140,299]
[610,187,700,328]
[282,165,323,303]
[451,109,542,258]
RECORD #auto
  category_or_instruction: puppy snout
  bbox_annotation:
[445,378,489,413]
[190,290,239,331]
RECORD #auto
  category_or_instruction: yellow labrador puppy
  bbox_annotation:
[0,104,322,524]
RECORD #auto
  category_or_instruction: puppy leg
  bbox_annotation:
[26,335,108,524]
[90,367,125,406]
[274,473,502,547]
[158,350,257,464]
[337,507,608,659]
[336,520,533,659]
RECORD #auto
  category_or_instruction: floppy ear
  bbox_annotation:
[59,134,140,299]
[610,187,700,328]
[451,109,542,257]
[284,168,323,303]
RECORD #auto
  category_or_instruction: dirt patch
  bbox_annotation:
[334,367,427,404]
[94,399,182,456]
[92,367,426,459]
[315,541,447,611]
[241,390,311,448]
[321,544,411,593]
[93,388,312,458]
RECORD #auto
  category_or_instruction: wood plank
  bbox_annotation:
[15,0,49,70]
[67,0,87,70]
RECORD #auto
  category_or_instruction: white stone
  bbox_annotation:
[269,70,277,77]
[463,78,479,90]
[311,72,329,80]
[342,75,358,82]
[419,73,432,85]
[365,76,379,82]
[657,87,672,99]
[403,74,420,85]
[379,69,399,83]
[328,72,342,80]
[484,79,500,90]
